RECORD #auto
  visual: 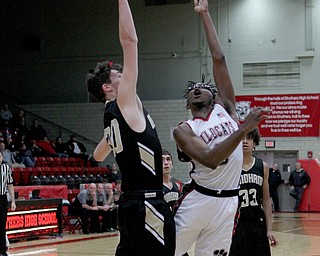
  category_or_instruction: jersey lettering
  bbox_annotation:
[104,119,123,156]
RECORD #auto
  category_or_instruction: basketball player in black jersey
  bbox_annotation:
[86,1,175,255]
[229,128,278,256]
[162,150,181,212]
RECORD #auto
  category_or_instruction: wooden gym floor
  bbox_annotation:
[8,212,320,256]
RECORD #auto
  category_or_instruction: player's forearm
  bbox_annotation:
[8,184,15,204]
[201,128,247,169]
[119,0,138,48]
[199,10,236,107]
[263,198,273,232]
[174,125,247,170]
[199,11,223,61]
[93,138,111,162]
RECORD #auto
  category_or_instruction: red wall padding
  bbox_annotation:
[299,159,320,212]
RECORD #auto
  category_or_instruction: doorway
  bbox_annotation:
[254,150,298,211]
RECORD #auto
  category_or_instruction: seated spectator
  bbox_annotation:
[29,140,44,157]
[0,103,13,128]
[70,183,99,234]
[12,111,29,140]
[11,109,25,129]
[29,119,47,140]
[66,135,88,164]
[4,136,16,152]
[52,136,69,157]
[36,136,68,157]
[95,183,110,232]
[106,163,122,183]
[101,183,118,232]
[114,179,122,194]
[0,142,25,167]
[15,142,35,167]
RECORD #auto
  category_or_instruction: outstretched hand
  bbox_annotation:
[241,107,270,133]
[194,0,208,13]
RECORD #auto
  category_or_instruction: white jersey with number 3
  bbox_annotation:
[186,103,243,190]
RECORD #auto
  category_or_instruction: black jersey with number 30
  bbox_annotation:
[238,157,265,219]
[103,101,163,192]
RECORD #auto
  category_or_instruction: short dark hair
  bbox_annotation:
[246,128,260,146]
[162,149,173,162]
[86,61,123,103]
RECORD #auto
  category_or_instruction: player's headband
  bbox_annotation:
[184,74,217,98]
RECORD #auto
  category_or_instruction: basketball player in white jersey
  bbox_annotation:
[173,1,270,255]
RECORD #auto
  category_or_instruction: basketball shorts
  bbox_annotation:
[115,198,175,256]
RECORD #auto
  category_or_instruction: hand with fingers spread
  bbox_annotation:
[241,107,270,133]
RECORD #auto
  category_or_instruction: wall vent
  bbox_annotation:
[243,61,301,89]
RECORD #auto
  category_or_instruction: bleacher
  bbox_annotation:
[12,156,110,187]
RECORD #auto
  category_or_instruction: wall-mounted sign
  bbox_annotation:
[235,93,320,137]
[265,140,275,148]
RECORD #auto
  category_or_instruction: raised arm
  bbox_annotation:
[194,0,236,119]
[117,0,145,131]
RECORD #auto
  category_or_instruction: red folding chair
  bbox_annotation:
[62,200,82,234]
[52,157,62,167]
[68,157,77,167]
[12,167,23,185]
[34,156,46,167]
[45,157,54,167]
[61,157,69,167]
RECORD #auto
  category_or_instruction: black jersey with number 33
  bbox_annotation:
[238,157,265,219]
[104,101,163,192]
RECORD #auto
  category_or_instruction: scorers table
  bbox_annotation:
[6,198,62,240]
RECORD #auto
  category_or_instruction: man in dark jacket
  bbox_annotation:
[289,162,311,212]
[268,163,283,212]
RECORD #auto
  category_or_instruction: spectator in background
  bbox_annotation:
[66,135,88,164]
[0,142,25,168]
[289,162,311,212]
[101,183,118,232]
[53,136,69,157]
[15,143,35,167]
[4,136,15,152]
[35,136,56,156]
[12,110,29,140]
[268,163,283,212]
[29,140,44,157]
[36,136,68,158]
[114,180,122,194]
[0,103,13,128]
[29,119,47,140]
[71,183,99,234]
[106,163,122,183]
[95,183,110,232]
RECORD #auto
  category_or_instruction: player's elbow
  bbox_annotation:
[212,51,226,63]
[120,35,138,47]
